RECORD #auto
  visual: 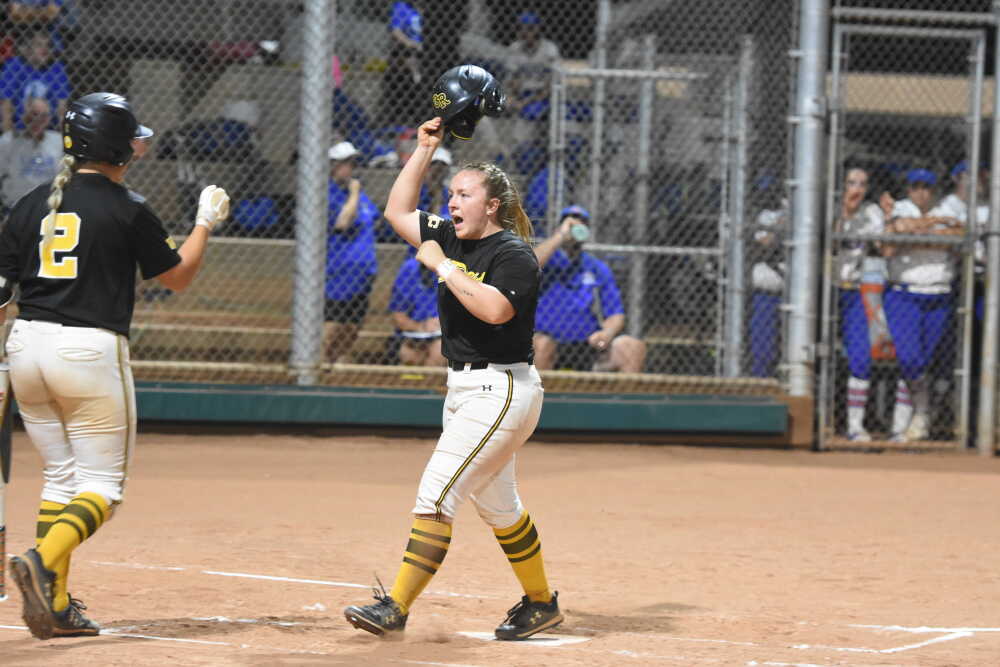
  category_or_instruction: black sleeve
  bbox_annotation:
[129,203,182,280]
[488,243,539,315]
[419,210,455,245]
[0,204,25,282]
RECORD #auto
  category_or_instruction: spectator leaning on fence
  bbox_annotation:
[532,205,646,373]
[748,193,787,378]
[882,167,963,442]
[937,159,989,320]
[833,166,887,442]
[324,140,380,364]
[388,256,445,366]
[0,94,60,211]
[0,27,68,133]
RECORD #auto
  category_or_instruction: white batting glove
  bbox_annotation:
[195,185,230,231]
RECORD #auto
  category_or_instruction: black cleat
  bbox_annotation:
[9,549,56,640]
[344,578,408,637]
[494,591,564,640]
[52,596,100,637]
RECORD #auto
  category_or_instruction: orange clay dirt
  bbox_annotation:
[1,427,999,666]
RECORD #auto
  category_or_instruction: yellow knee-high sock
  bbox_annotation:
[36,492,110,593]
[389,518,452,614]
[494,512,551,603]
[35,500,71,612]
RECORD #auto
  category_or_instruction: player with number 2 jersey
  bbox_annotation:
[0,92,229,640]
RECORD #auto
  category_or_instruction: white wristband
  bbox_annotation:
[195,218,212,231]
[436,259,456,280]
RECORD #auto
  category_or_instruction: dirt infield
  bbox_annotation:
[1,429,999,666]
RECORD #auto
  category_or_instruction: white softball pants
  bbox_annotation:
[412,362,544,527]
[6,319,136,506]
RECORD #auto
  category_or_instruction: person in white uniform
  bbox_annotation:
[882,168,963,441]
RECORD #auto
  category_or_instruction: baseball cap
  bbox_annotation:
[560,204,590,221]
[905,168,936,187]
[328,141,360,162]
[518,12,540,25]
[431,147,452,165]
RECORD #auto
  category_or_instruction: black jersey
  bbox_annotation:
[420,211,539,363]
[0,172,181,337]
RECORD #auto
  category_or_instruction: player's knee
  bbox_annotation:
[76,481,121,508]
[472,497,524,529]
[41,460,76,504]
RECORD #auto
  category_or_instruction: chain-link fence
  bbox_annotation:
[819,1,998,451]
[0,0,775,395]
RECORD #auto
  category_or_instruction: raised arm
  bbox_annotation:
[533,217,572,267]
[157,186,229,292]
[384,117,444,247]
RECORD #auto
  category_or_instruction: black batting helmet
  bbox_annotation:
[431,64,505,140]
[62,92,153,166]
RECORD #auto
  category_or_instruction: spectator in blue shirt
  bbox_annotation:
[325,141,380,363]
[378,0,423,127]
[0,28,69,133]
[388,257,445,366]
[532,205,647,373]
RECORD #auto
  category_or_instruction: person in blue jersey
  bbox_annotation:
[388,257,445,366]
[324,141,380,363]
[0,28,69,132]
[532,205,646,373]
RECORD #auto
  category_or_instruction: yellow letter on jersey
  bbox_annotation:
[38,212,82,279]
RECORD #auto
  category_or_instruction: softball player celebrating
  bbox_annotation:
[344,115,562,640]
[2,92,229,639]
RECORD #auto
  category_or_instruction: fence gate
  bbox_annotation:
[819,12,988,451]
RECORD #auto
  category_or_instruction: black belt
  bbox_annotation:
[449,360,489,371]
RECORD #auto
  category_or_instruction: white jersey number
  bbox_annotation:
[38,212,82,279]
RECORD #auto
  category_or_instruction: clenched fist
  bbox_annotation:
[195,185,231,231]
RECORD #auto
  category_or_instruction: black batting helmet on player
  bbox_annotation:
[431,65,506,140]
[62,92,153,166]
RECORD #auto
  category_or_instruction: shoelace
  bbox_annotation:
[502,595,530,624]
[68,597,88,612]
[370,575,393,607]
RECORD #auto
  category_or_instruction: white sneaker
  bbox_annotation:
[847,428,872,442]
[904,414,929,441]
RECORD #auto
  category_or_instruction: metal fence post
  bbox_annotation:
[627,34,655,339]
[723,36,753,377]
[289,0,332,385]
[977,3,1000,455]
[786,0,828,398]
[589,0,610,224]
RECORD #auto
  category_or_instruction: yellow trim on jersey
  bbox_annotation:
[433,370,513,516]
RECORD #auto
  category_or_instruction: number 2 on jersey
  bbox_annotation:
[38,212,82,279]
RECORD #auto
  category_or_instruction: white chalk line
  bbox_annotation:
[0,622,488,667]
[89,559,493,599]
[9,561,1000,660]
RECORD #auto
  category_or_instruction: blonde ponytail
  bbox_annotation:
[42,155,76,246]
[461,161,533,242]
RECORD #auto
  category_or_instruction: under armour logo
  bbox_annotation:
[483,385,492,391]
